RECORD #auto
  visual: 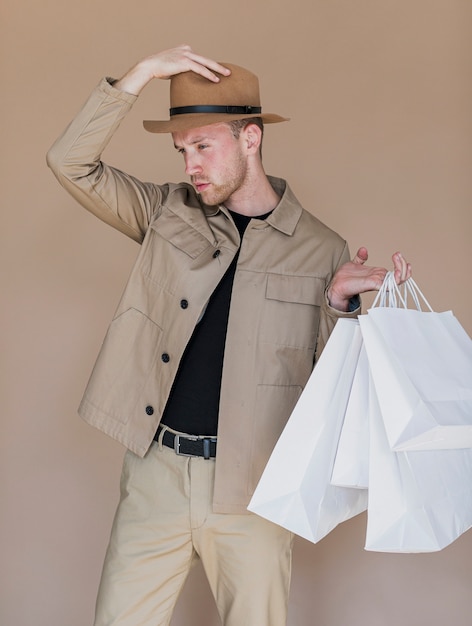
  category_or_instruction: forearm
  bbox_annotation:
[46,78,158,242]
[47,78,135,176]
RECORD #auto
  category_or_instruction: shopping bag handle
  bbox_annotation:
[371,271,434,311]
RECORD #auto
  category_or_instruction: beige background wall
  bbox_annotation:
[2,0,472,624]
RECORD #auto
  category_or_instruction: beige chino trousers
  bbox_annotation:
[94,436,293,626]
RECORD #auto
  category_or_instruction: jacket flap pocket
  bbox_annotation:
[266,274,324,305]
[149,215,210,259]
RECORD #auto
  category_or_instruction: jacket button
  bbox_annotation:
[180,299,189,309]
[161,353,170,363]
[145,405,154,415]
[212,249,221,258]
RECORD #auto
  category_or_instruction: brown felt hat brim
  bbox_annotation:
[143,112,289,134]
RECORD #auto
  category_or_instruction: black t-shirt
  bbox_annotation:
[158,210,269,436]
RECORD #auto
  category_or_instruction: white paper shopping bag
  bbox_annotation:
[330,344,370,489]
[359,273,472,451]
[365,374,472,552]
[248,319,367,544]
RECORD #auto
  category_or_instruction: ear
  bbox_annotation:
[242,123,262,155]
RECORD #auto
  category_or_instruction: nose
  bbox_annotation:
[184,153,202,176]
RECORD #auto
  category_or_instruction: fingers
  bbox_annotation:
[347,248,412,292]
[392,251,412,284]
[143,45,231,84]
[351,248,412,285]
[186,51,231,82]
[352,247,369,265]
[176,45,231,82]
[117,45,231,100]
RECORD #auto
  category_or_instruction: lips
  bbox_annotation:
[193,182,210,193]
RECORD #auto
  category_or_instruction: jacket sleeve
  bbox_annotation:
[46,78,163,243]
[315,240,361,361]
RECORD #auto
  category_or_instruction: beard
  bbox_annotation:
[198,181,241,207]
[193,151,248,207]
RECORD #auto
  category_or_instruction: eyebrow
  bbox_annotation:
[173,135,211,150]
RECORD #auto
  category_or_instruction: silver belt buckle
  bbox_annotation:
[174,434,198,456]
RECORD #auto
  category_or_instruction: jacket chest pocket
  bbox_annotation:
[149,217,211,258]
[142,217,214,291]
[261,274,325,349]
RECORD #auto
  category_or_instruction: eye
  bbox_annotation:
[198,144,209,151]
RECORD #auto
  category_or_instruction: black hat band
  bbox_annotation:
[169,105,262,116]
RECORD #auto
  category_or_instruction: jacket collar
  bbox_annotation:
[212,176,303,236]
[264,176,303,236]
[166,177,303,243]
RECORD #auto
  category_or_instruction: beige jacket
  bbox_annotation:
[47,78,358,513]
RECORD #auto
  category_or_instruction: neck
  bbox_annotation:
[224,169,280,217]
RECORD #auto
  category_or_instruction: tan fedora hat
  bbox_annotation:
[143,63,289,133]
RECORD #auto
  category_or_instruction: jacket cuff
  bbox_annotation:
[97,77,139,105]
[322,290,361,320]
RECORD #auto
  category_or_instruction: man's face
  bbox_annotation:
[172,123,248,207]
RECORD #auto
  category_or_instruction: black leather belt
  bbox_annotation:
[156,425,217,459]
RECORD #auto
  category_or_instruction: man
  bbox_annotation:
[47,44,411,626]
